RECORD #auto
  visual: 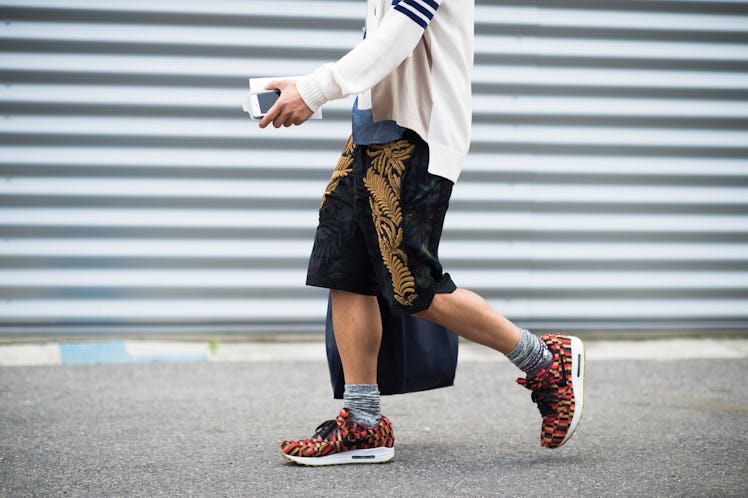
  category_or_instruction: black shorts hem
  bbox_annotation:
[389,277,458,317]
[306,279,378,297]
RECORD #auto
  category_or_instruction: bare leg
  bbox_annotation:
[330,289,382,384]
[414,288,521,354]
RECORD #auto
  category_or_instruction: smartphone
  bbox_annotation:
[248,90,281,119]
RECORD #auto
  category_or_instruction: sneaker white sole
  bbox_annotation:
[558,335,586,447]
[282,447,394,466]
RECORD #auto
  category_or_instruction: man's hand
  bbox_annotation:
[258,80,314,129]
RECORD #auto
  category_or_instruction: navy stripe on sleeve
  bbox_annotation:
[393,0,440,9]
[392,0,440,29]
[394,4,428,28]
[403,0,434,20]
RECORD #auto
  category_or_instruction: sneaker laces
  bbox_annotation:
[307,409,352,442]
[518,345,568,417]
[311,418,339,440]
[531,389,557,417]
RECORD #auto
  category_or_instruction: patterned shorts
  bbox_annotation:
[306,131,457,315]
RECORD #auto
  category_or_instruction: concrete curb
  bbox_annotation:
[0,338,746,367]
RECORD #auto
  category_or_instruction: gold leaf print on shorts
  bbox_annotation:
[320,136,355,208]
[363,139,417,307]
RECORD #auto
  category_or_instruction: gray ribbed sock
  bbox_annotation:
[344,384,381,428]
[506,328,553,377]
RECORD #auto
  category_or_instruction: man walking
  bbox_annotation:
[259,0,585,466]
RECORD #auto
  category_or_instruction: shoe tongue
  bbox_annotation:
[517,367,552,390]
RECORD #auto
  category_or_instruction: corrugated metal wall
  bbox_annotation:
[1,0,747,338]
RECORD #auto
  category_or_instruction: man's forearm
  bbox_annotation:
[296,0,442,111]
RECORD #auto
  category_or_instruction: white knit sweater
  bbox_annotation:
[296,0,474,183]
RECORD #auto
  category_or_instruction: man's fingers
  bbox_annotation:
[258,111,271,128]
[258,104,278,128]
[293,111,310,126]
[273,109,288,128]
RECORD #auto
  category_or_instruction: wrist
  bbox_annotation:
[295,73,327,112]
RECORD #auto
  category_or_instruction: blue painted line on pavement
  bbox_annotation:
[59,341,207,365]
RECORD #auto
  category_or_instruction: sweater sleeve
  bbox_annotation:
[296,0,442,112]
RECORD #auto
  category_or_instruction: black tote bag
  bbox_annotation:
[325,294,459,399]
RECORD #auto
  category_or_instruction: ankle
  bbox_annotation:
[506,329,553,377]
[344,384,381,428]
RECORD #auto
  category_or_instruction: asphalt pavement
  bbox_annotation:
[1,339,746,497]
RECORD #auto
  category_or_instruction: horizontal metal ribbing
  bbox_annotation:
[1,0,747,334]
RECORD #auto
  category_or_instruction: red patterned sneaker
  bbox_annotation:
[280,408,395,466]
[517,334,586,448]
